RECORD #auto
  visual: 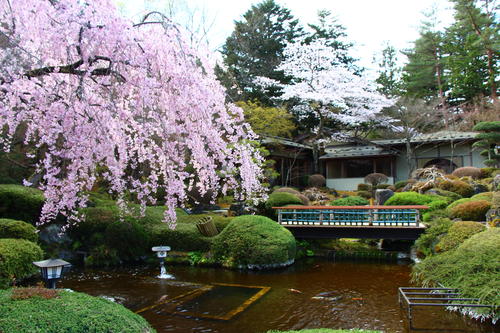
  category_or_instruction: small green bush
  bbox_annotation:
[414,218,453,257]
[0,185,45,224]
[0,239,44,288]
[384,192,434,206]
[435,222,486,253]
[357,183,371,191]
[264,192,303,218]
[330,196,369,206]
[273,187,301,196]
[394,180,409,190]
[427,200,449,211]
[211,215,296,269]
[437,179,474,198]
[0,219,38,242]
[422,209,448,222]
[413,229,500,320]
[356,190,372,199]
[450,200,491,221]
[0,289,155,332]
[425,188,463,202]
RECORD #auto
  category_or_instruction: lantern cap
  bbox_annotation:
[33,258,70,268]
[152,246,170,252]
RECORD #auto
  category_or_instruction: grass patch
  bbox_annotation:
[413,228,500,321]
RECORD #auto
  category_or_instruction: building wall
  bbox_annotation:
[394,141,485,182]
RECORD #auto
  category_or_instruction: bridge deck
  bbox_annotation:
[273,205,428,240]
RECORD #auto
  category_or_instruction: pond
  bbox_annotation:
[60,258,497,333]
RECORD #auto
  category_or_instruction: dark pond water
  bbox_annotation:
[60,258,498,333]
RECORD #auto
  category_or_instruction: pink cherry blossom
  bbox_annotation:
[0,0,265,228]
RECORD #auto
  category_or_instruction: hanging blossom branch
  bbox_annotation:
[0,0,266,229]
[255,39,395,138]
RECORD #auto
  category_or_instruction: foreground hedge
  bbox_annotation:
[212,215,296,269]
[0,289,155,333]
[0,239,43,288]
[0,184,45,224]
[0,219,38,242]
[413,229,500,321]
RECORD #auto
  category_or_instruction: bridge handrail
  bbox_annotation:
[273,205,429,210]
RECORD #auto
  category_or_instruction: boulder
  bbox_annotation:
[375,189,394,205]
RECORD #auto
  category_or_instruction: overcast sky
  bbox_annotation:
[119,0,455,71]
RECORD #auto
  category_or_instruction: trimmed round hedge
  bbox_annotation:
[264,192,303,218]
[384,192,434,206]
[0,289,155,332]
[0,185,45,224]
[211,215,296,269]
[0,239,43,288]
[0,219,38,242]
[437,179,474,198]
[450,200,491,221]
[330,196,369,206]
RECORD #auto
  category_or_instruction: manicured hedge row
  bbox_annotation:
[0,184,45,224]
[0,289,155,332]
[330,196,369,206]
[0,239,43,289]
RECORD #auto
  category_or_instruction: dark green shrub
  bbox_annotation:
[0,239,43,288]
[450,200,491,221]
[437,179,474,197]
[264,192,303,218]
[211,215,296,269]
[394,180,409,190]
[104,220,149,262]
[84,245,120,267]
[357,190,372,199]
[425,188,462,202]
[414,218,453,257]
[330,196,369,206]
[0,185,45,224]
[357,183,371,191]
[413,228,500,320]
[0,289,155,332]
[384,192,434,206]
[0,219,37,242]
[308,174,326,187]
[422,209,448,222]
[435,222,486,253]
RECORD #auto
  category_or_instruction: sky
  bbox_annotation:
[118,0,455,71]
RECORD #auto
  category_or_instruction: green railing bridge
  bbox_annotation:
[273,205,428,240]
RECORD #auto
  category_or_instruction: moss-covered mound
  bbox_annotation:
[330,196,369,206]
[0,289,155,332]
[414,218,453,257]
[435,221,486,253]
[437,179,474,197]
[384,192,435,206]
[264,192,303,219]
[211,215,296,269]
[450,200,491,221]
[413,228,500,321]
[0,184,45,224]
[0,239,44,289]
[0,219,38,242]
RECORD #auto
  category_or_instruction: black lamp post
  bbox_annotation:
[33,259,71,289]
[152,246,171,278]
